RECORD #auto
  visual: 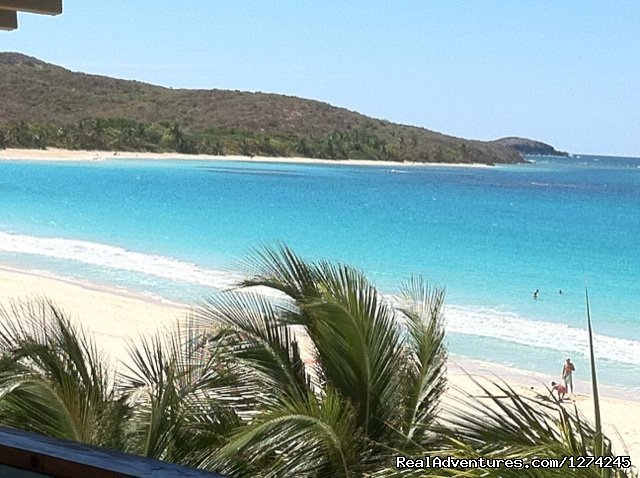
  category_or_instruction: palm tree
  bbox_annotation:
[191,246,464,475]
[0,300,241,465]
[0,300,129,450]
[0,128,8,149]
[87,119,107,150]
[194,245,636,477]
[169,122,191,153]
[0,248,635,477]
[119,319,243,465]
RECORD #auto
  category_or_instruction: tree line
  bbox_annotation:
[0,119,426,162]
[0,119,482,163]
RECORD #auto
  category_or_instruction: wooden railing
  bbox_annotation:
[0,427,227,477]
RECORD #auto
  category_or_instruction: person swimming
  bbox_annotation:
[533,288,539,299]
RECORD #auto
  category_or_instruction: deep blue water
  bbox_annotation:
[1,154,639,390]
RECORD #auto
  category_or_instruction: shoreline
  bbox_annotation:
[0,263,636,400]
[0,264,638,462]
[447,357,640,462]
[0,147,493,168]
[449,354,638,403]
[0,264,191,309]
[0,265,189,366]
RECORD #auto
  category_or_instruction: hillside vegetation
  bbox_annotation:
[0,52,524,164]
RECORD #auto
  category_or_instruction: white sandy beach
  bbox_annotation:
[0,265,637,465]
[0,147,492,168]
[447,359,640,465]
[0,266,187,365]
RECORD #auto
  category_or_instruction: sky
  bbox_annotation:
[2,1,639,157]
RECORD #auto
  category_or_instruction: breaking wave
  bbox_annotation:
[2,231,639,366]
[0,232,239,290]
[446,304,640,365]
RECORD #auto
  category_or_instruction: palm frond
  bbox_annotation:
[195,290,311,400]
[438,376,633,477]
[300,261,405,439]
[121,317,242,462]
[236,243,320,301]
[396,276,448,445]
[215,386,362,478]
[0,299,126,447]
[585,287,604,460]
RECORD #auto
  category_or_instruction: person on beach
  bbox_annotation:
[551,381,567,400]
[562,358,575,393]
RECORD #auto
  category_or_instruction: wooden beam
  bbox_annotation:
[0,0,62,15]
[0,427,226,477]
[0,9,17,30]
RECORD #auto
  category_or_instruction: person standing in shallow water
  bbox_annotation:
[562,358,575,393]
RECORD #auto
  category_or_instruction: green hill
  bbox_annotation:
[0,52,524,164]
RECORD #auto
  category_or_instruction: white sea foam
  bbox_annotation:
[2,231,639,366]
[0,232,239,290]
[445,304,640,366]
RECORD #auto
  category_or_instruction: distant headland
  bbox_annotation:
[492,137,569,157]
[1,53,564,165]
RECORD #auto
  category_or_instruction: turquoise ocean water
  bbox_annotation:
[0,155,638,391]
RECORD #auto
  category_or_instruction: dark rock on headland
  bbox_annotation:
[492,137,569,157]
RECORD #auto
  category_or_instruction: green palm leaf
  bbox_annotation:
[396,276,447,446]
[217,387,361,478]
[196,245,453,475]
[0,300,128,448]
[120,318,241,464]
[195,290,310,401]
